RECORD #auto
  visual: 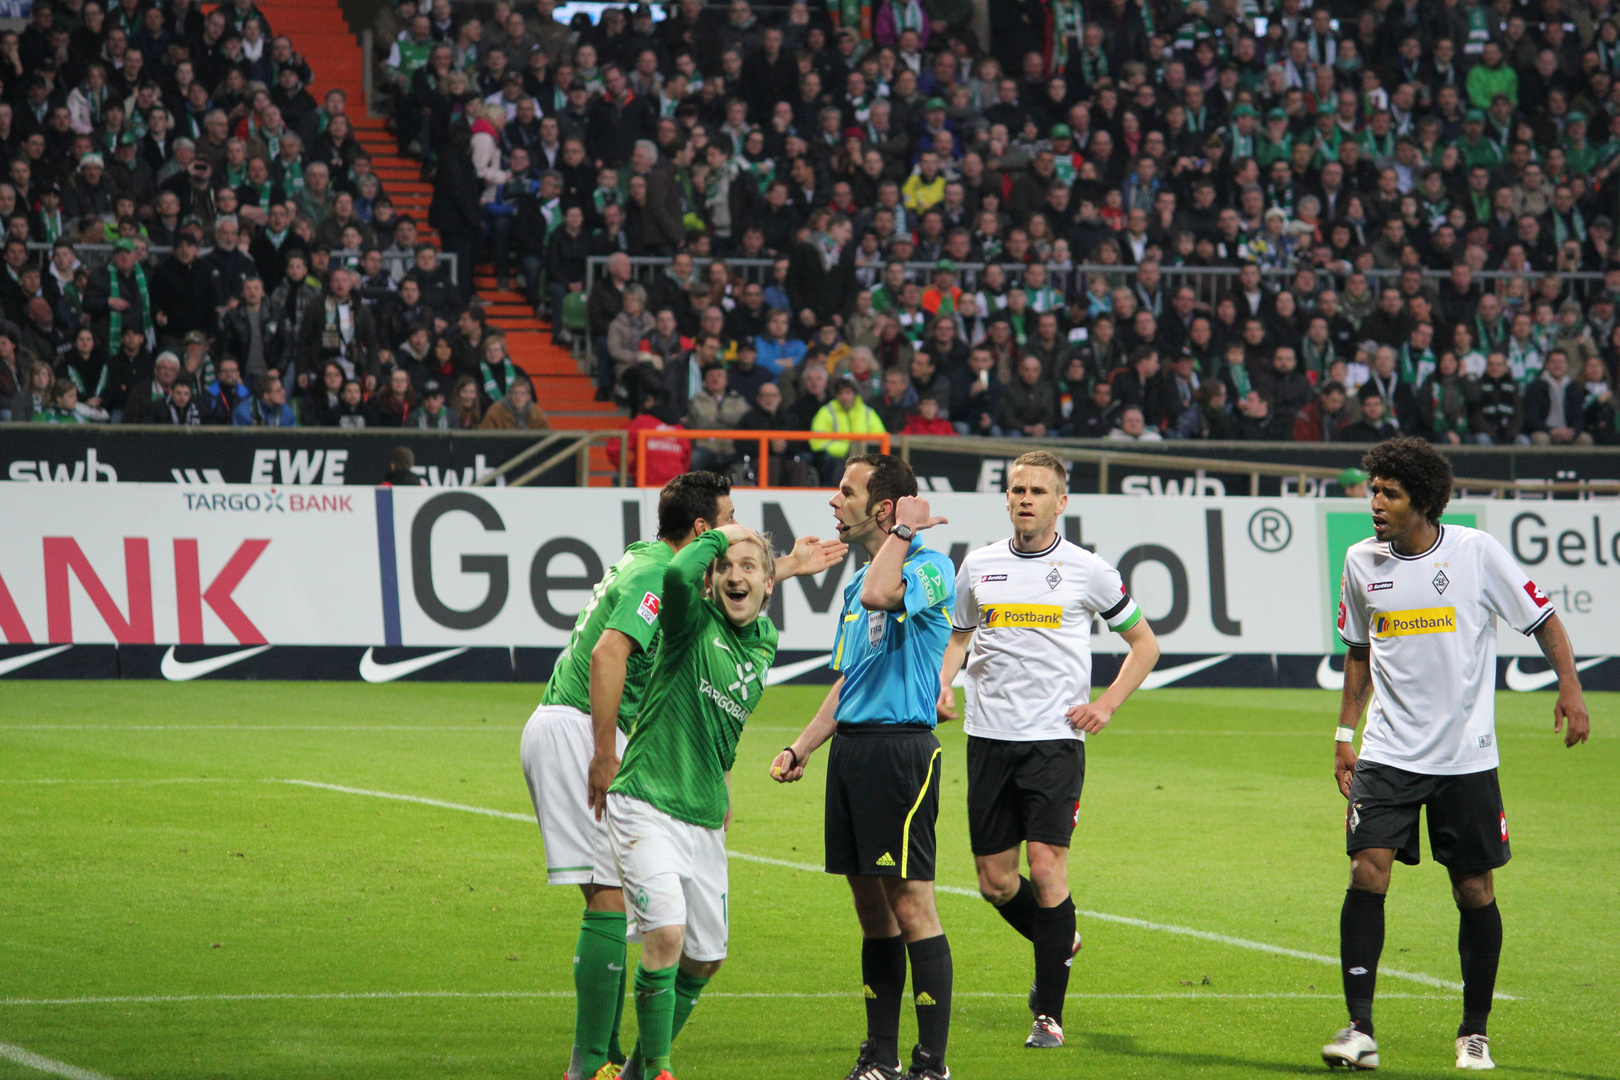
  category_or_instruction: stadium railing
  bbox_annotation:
[635,428,890,488]
[36,244,458,283]
[585,257,1606,310]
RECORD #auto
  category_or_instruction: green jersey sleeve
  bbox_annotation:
[657,529,728,651]
[601,557,669,652]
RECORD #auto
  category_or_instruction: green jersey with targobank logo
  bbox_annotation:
[610,530,779,829]
[540,540,672,731]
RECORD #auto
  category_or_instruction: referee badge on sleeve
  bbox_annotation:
[867,610,887,648]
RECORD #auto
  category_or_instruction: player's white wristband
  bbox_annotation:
[1334,725,1357,743]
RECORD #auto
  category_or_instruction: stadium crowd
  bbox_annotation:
[6,0,1620,467]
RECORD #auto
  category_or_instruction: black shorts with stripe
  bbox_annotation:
[1346,760,1511,871]
[966,735,1085,856]
[824,722,942,880]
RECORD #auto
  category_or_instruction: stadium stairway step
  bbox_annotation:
[256,0,624,483]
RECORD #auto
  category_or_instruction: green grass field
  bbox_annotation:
[0,682,1612,1080]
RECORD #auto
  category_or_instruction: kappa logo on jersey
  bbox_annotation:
[637,591,660,625]
[1371,606,1457,637]
[1368,581,1394,591]
[1524,580,1550,608]
[981,604,1063,629]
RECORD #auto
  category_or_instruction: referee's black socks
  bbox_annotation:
[907,934,952,1067]
[1033,896,1076,1025]
[1340,888,1386,1038]
[993,876,1039,941]
[861,934,907,1066]
[1457,900,1502,1038]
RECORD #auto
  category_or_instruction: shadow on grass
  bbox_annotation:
[1077,1034,1618,1080]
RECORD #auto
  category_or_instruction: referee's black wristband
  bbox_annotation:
[781,746,800,770]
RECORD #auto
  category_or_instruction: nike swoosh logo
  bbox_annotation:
[0,645,72,677]
[1503,656,1608,692]
[606,963,624,971]
[765,653,832,686]
[1317,655,1345,692]
[358,646,469,683]
[1140,654,1232,690]
[161,645,273,681]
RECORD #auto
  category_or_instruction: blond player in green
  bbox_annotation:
[602,524,779,1080]
[520,473,842,1080]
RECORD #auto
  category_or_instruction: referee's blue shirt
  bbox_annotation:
[832,536,955,726]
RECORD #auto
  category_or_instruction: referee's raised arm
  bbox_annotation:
[860,496,950,612]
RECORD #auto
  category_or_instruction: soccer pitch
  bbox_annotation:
[0,682,1611,1080]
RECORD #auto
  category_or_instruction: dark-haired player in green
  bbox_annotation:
[520,472,843,1080]
[604,523,779,1080]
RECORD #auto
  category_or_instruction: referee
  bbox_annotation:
[1323,438,1589,1072]
[773,454,957,1080]
[938,451,1160,1049]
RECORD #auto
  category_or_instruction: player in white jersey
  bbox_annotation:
[937,452,1161,1050]
[1322,438,1589,1074]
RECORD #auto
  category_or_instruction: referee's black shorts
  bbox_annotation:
[1346,760,1511,871]
[824,722,942,880]
[966,735,1085,856]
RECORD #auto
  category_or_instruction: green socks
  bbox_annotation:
[572,910,628,1075]
[633,962,679,1072]
[627,967,710,1074]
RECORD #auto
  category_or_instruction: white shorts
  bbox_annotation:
[520,703,628,887]
[605,792,730,962]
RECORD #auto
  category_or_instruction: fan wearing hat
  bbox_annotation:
[83,237,153,352]
[1257,107,1293,168]
[1226,103,1260,159]
[921,260,960,317]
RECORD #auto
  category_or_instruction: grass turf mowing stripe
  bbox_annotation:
[0,1040,115,1080]
[0,992,1453,1007]
[280,779,1505,998]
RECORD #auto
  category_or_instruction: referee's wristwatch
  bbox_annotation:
[891,523,917,543]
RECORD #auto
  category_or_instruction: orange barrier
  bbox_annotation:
[635,429,891,488]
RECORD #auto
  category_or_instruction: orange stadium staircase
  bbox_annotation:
[254,0,625,483]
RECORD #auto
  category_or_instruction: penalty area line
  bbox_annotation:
[0,1040,116,1080]
[282,780,1508,1000]
[0,991,1453,1007]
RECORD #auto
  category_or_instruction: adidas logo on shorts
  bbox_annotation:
[876,852,896,867]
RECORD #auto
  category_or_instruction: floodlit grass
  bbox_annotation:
[0,682,1613,1079]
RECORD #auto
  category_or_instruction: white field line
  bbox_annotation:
[283,781,1503,999]
[0,990,1448,1007]
[0,726,512,732]
[0,1040,115,1080]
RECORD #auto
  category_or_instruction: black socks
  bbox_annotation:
[907,934,953,1067]
[1340,888,1386,1038]
[1033,896,1077,1025]
[1458,900,1502,1038]
[861,934,907,1066]
[993,875,1039,941]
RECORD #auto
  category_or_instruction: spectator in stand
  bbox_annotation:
[1234,390,1286,440]
[482,373,549,429]
[369,366,416,427]
[234,371,296,426]
[809,372,885,482]
[607,284,656,402]
[452,375,483,428]
[1525,351,1591,445]
[874,365,918,432]
[684,362,749,473]
[612,384,692,487]
[1293,381,1352,442]
[901,392,955,436]
[1475,353,1528,445]
[735,380,813,487]
[1107,405,1164,442]
[124,351,183,424]
[151,380,205,425]
[1068,379,1119,439]
[1340,388,1403,443]
[1000,354,1057,438]
[726,341,773,406]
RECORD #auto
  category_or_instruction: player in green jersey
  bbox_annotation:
[520,472,843,1080]
[604,523,778,1080]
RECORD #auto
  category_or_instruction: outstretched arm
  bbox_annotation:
[1532,613,1590,747]
[772,675,843,783]
[775,534,848,580]
[1335,645,1373,798]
